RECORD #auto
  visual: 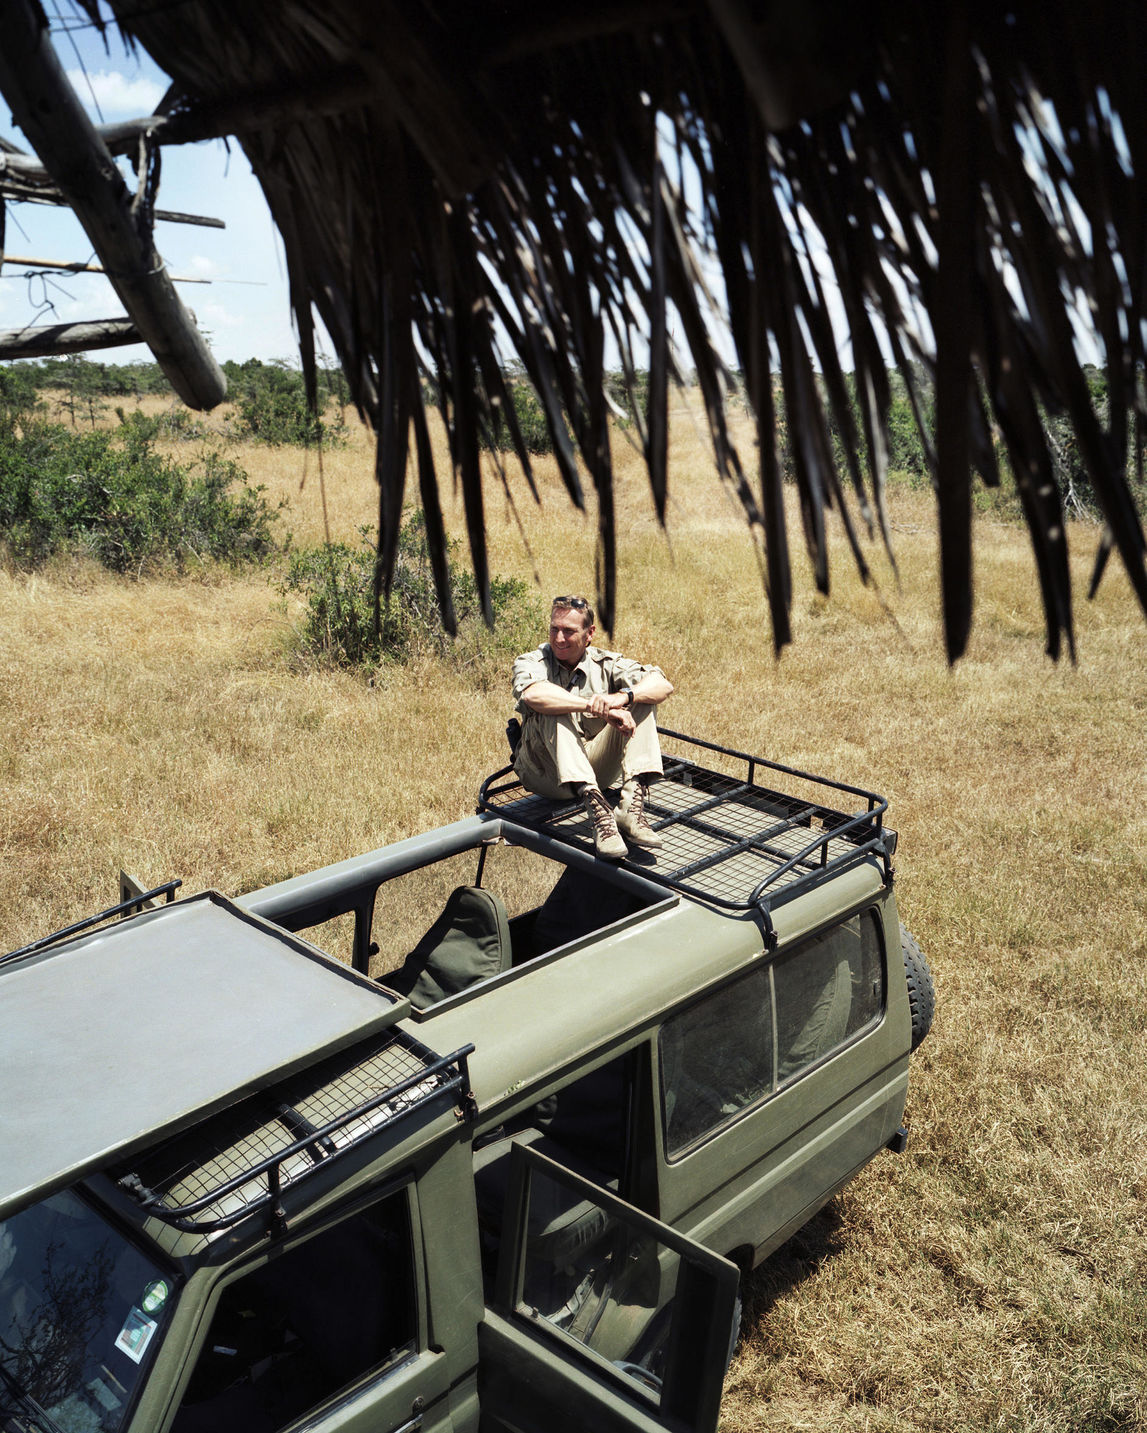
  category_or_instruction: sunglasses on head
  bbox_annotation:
[551,595,589,610]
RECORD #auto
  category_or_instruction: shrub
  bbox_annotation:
[224,358,347,447]
[0,420,282,572]
[282,511,543,673]
[482,380,560,456]
[604,369,650,428]
[115,406,208,442]
[0,365,41,431]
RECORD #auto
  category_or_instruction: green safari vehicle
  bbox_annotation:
[0,730,933,1433]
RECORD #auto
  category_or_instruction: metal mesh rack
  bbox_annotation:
[115,1028,474,1237]
[479,727,893,922]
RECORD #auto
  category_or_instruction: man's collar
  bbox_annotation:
[545,642,595,681]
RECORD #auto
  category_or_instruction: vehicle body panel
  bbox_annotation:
[0,733,925,1433]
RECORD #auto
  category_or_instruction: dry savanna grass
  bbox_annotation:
[2,395,1145,1432]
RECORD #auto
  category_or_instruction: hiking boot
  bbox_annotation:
[583,786,627,860]
[616,778,663,850]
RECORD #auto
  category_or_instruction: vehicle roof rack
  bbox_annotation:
[479,727,893,939]
[0,880,181,969]
[114,1030,475,1241]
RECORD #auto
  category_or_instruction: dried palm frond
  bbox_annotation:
[79,0,1147,658]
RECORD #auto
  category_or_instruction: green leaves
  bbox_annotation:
[223,359,348,447]
[0,421,281,571]
[281,512,541,672]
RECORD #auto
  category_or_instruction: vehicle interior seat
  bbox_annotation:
[384,885,512,1009]
[776,951,853,1081]
[531,866,648,953]
[473,1128,616,1270]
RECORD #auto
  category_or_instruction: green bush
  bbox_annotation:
[0,365,41,430]
[224,358,347,447]
[0,420,282,572]
[27,357,172,400]
[283,511,542,672]
[115,406,208,442]
[604,369,650,428]
[482,380,560,456]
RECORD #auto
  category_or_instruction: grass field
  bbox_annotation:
[2,397,1145,1430]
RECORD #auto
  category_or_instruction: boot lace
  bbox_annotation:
[628,782,654,831]
[586,787,618,838]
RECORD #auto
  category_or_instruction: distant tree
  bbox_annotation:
[224,357,348,445]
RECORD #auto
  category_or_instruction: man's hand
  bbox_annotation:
[587,691,631,718]
[604,707,636,736]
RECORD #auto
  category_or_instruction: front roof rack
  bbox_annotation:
[114,1029,475,1241]
[0,891,415,1223]
[479,727,894,931]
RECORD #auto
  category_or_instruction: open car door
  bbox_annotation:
[478,1145,739,1433]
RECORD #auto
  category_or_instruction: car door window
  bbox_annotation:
[171,1190,414,1433]
[495,1145,738,1432]
[658,967,773,1156]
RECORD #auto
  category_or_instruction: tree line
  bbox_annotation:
[0,356,351,445]
[1,353,1141,517]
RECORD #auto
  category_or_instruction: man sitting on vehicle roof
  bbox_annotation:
[511,595,673,860]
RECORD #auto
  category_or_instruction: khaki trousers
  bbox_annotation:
[514,706,664,800]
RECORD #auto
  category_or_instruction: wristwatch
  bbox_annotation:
[622,689,635,708]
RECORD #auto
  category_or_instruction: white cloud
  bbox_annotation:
[64,67,165,119]
[199,301,245,331]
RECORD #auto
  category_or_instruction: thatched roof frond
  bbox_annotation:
[81,0,1147,658]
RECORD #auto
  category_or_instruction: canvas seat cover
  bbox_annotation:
[387,885,511,1009]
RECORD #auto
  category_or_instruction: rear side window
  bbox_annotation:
[775,912,883,1082]
[659,911,885,1157]
[659,967,773,1155]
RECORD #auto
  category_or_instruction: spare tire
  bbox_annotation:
[900,924,935,1051]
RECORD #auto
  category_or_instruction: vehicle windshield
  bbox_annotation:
[0,1188,176,1433]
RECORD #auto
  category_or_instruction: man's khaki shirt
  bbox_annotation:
[511,644,664,716]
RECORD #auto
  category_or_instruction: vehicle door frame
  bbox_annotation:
[480,1144,738,1433]
[146,1174,457,1433]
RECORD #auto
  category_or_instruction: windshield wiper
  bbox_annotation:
[0,1363,69,1433]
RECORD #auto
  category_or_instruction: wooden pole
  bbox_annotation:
[0,253,210,282]
[0,66,376,179]
[0,317,142,359]
[0,176,224,229]
[0,1,226,409]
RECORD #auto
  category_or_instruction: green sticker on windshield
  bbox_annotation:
[141,1279,170,1314]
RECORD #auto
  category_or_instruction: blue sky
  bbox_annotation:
[0,8,302,365]
[0,7,742,379]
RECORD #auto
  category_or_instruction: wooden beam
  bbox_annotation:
[150,208,225,230]
[0,65,377,179]
[0,317,141,359]
[0,1,226,409]
[0,176,225,227]
[1,253,210,282]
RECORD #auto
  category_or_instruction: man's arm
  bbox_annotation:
[629,672,674,706]
[519,681,596,715]
[523,671,673,715]
[586,669,674,717]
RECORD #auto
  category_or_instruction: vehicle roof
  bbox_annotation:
[480,727,893,924]
[0,891,407,1221]
[422,858,889,1121]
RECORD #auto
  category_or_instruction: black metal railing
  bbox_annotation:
[478,727,893,924]
[0,880,182,968]
[118,1039,476,1236]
